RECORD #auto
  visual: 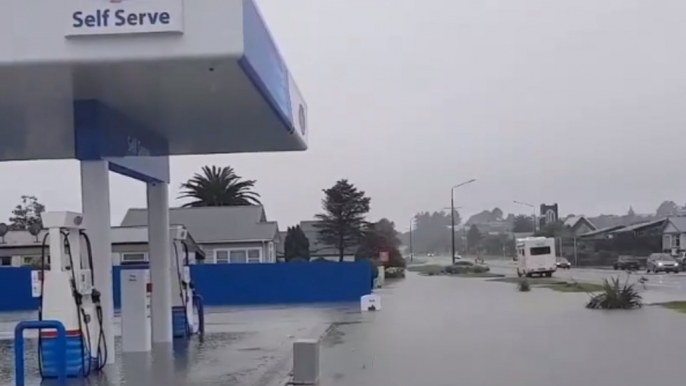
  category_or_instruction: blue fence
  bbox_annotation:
[0,268,37,311]
[0,262,372,312]
[191,262,372,305]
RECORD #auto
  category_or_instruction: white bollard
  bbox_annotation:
[375,267,385,288]
[361,294,381,311]
[120,269,152,352]
[292,339,320,385]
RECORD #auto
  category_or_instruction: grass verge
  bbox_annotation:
[451,272,504,278]
[655,301,686,314]
[543,282,605,293]
[489,277,566,285]
[488,277,604,292]
[406,264,503,278]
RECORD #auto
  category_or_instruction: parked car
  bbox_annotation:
[556,257,571,269]
[646,253,680,274]
[672,251,686,266]
[613,256,640,271]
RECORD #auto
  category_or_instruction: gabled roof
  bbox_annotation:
[610,218,666,234]
[121,206,278,244]
[663,217,686,233]
[563,216,597,232]
[578,225,625,238]
[300,220,358,256]
[0,225,202,254]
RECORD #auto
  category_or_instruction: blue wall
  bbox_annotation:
[0,267,38,311]
[2,262,371,312]
[191,262,372,306]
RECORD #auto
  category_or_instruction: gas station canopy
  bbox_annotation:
[0,0,308,161]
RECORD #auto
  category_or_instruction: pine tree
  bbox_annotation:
[284,225,310,262]
[315,179,371,262]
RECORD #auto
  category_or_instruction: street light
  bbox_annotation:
[513,200,537,233]
[451,179,476,264]
[409,216,414,263]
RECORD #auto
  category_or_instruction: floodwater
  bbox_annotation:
[5,273,686,386]
[319,273,686,386]
[0,304,359,386]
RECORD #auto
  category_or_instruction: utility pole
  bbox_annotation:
[451,179,476,264]
[409,217,414,263]
[513,200,537,234]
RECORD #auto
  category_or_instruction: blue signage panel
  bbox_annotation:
[240,0,294,133]
[74,100,170,183]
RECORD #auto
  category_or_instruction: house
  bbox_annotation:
[610,218,667,237]
[661,217,686,254]
[121,206,280,264]
[296,221,357,261]
[563,216,597,236]
[0,225,203,267]
[577,225,625,241]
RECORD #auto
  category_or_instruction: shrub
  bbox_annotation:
[385,267,406,279]
[518,278,531,292]
[444,263,490,275]
[586,277,643,310]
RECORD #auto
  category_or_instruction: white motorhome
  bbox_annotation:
[516,237,557,277]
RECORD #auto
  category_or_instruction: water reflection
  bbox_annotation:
[0,304,356,386]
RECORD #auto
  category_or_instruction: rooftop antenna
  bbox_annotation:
[28,223,41,243]
[0,223,7,244]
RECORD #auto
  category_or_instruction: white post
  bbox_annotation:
[120,269,152,352]
[147,182,172,344]
[80,161,115,365]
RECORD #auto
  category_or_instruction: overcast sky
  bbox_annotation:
[1,0,685,231]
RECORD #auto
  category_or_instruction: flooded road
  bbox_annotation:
[320,272,686,386]
[1,304,359,386]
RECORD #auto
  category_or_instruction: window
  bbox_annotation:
[215,248,262,264]
[673,236,681,248]
[22,257,35,266]
[229,250,247,263]
[215,250,229,264]
[121,253,147,264]
[268,242,275,263]
[529,246,552,256]
[247,249,261,263]
[0,257,11,267]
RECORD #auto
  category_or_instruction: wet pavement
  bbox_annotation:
[487,259,686,303]
[5,269,686,386]
[319,272,686,386]
[1,304,360,386]
[425,255,686,303]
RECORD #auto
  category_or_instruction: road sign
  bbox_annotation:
[379,252,389,262]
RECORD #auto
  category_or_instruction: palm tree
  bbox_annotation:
[179,166,261,207]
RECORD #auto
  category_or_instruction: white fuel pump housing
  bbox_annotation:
[42,211,85,230]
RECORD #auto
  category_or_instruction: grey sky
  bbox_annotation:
[1,0,685,230]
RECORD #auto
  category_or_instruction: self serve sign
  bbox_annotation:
[66,0,184,37]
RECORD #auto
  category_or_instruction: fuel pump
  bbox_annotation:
[170,227,195,338]
[31,211,107,378]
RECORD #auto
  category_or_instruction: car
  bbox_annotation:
[672,251,686,266]
[556,257,571,269]
[613,256,640,271]
[646,253,680,274]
